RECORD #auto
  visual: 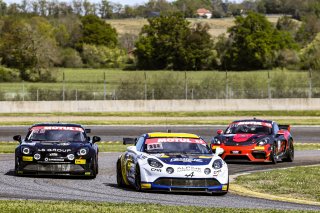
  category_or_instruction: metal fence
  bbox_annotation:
[1,70,319,101]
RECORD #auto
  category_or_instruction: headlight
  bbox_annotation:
[257,138,270,146]
[204,168,211,175]
[213,138,221,145]
[148,158,163,168]
[78,147,89,156]
[22,147,30,155]
[166,167,174,174]
[213,159,223,169]
[34,153,41,160]
[67,154,75,161]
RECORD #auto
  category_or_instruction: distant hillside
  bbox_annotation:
[106,15,281,37]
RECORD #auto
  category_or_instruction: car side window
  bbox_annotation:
[273,123,279,135]
[136,136,145,152]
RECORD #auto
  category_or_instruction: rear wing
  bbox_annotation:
[123,137,136,145]
[279,125,290,132]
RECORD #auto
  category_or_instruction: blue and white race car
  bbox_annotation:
[117,132,229,195]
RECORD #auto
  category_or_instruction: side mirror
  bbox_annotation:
[85,129,91,134]
[92,136,101,143]
[13,135,22,143]
[215,147,224,156]
[217,130,223,135]
[123,137,137,145]
[276,130,285,135]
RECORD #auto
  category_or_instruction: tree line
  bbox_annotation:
[0,0,320,83]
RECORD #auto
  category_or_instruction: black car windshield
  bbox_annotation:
[27,126,86,142]
[144,138,211,154]
[225,122,272,135]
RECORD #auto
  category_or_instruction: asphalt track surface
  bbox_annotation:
[0,126,320,210]
[0,125,320,143]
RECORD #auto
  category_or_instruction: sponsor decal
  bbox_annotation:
[199,156,213,159]
[170,158,203,163]
[37,148,72,152]
[141,183,151,189]
[22,156,33,161]
[31,126,84,132]
[151,168,162,172]
[75,159,86,164]
[185,172,195,178]
[146,138,206,145]
[177,166,201,173]
[231,151,240,154]
[45,158,64,162]
[213,169,221,176]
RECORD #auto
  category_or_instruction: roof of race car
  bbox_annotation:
[31,123,84,128]
[146,132,200,139]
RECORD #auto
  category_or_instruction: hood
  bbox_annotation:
[152,153,213,166]
[224,134,266,143]
[22,141,87,153]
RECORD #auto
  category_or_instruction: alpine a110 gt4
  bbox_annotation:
[14,123,101,177]
[211,119,294,163]
[117,132,229,195]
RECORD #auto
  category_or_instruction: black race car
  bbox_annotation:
[13,123,101,177]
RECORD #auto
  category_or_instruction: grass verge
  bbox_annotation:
[2,110,320,117]
[2,119,320,126]
[0,200,316,213]
[1,142,319,154]
[234,166,320,203]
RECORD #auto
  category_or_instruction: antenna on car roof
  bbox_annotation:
[167,129,171,133]
[253,117,256,120]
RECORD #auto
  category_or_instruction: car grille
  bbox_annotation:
[23,164,84,172]
[224,155,250,161]
[252,152,266,159]
[154,178,220,187]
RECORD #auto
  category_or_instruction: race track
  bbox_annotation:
[0,125,319,143]
[0,151,319,210]
[0,126,319,210]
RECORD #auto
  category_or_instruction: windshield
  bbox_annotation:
[145,138,211,154]
[225,121,272,135]
[27,126,86,142]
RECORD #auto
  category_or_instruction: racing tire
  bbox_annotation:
[134,165,142,192]
[89,157,98,179]
[14,157,20,176]
[270,143,278,164]
[116,160,125,187]
[283,140,294,162]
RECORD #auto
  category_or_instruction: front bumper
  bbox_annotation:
[16,155,94,176]
[212,144,272,162]
[141,177,228,193]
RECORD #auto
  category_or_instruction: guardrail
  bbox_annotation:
[0,98,319,113]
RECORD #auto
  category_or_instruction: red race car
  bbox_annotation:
[211,119,294,163]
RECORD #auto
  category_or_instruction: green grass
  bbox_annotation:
[0,200,314,213]
[2,110,320,117]
[235,166,320,202]
[1,118,320,126]
[1,142,319,154]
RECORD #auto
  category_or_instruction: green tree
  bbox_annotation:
[80,14,117,47]
[134,13,214,70]
[0,16,59,81]
[223,12,297,70]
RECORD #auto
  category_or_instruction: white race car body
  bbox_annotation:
[117,133,229,194]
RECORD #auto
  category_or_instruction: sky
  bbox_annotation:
[3,0,243,7]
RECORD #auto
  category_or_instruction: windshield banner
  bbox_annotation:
[146,138,206,145]
[31,126,84,132]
